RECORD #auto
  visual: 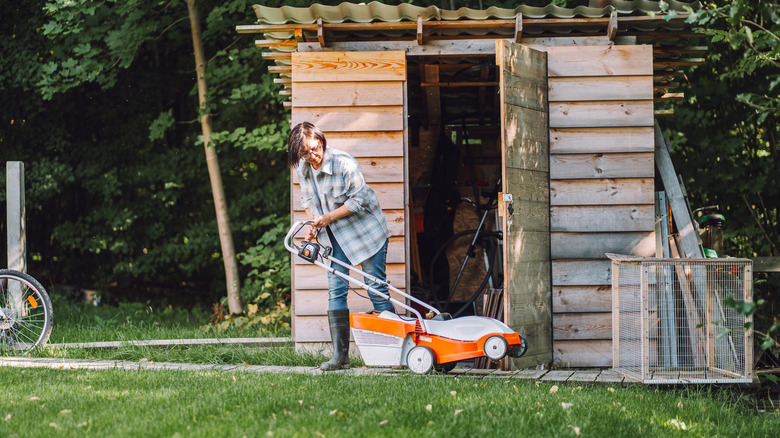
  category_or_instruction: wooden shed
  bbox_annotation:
[238,0,705,368]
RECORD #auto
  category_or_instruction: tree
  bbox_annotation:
[186,0,241,314]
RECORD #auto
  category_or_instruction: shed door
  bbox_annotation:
[496,40,552,368]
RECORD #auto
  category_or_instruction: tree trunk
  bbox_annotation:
[186,0,242,314]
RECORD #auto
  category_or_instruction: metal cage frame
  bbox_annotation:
[608,254,754,384]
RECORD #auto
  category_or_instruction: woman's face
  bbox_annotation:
[302,136,324,168]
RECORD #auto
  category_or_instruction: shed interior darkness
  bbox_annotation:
[405,54,507,317]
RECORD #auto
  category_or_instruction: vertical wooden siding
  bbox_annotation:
[547,45,655,367]
[290,51,407,344]
[498,40,552,369]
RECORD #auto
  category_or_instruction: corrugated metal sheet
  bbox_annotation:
[253,0,702,41]
[253,0,701,25]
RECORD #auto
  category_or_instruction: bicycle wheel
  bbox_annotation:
[428,229,501,314]
[0,270,54,355]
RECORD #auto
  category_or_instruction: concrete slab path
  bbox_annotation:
[0,356,628,384]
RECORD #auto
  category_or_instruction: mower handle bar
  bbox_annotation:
[284,221,440,327]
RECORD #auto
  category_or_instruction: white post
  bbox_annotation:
[6,161,26,315]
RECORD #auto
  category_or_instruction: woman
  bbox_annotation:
[288,122,395,371]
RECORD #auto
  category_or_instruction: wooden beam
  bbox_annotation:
[655,92,684,101]
[421,81,498,87]
[267,65,291,73]
[317,17,325,47]
[294,28,304,43]
[298,37,615,55]
[423,63,441,126]
[654,59,706,67]
[273,77,291,85]
[236,14,693,34]
[515,13,523,43]
[752,257,780,272]
[654,120,702,258]
[255,39,297,48]
[653,46,709,55]
[607,10,618,41]
[417,15,423,45]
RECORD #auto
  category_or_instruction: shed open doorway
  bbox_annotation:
[407,41,551,368]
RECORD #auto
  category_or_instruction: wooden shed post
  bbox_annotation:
[6,161,26,314]
[6,161,26,273]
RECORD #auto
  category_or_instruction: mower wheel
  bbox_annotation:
[509,335,528,358]
[407,345,435,374]
[484,335,509,361]
[434,361,457,373]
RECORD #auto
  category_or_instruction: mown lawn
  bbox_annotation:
[1,367,778,438]
[5,299,775,437]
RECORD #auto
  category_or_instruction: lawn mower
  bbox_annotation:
[284,221,527,374]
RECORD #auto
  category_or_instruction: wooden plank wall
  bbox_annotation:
[547,45,655,367]
[290,51,407,345]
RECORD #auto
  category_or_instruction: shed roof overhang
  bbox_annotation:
[239,1,706,110]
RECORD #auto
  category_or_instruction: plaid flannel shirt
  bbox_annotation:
[295,147,390,265]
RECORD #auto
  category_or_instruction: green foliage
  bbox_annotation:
[1,0,292,312]
[724,295,779,354]
[662,0,779,356]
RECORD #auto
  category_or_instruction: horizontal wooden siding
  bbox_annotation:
[547,45,655,367]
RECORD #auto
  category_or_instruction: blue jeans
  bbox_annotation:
[327,229,394,312]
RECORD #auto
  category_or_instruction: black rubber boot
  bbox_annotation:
[320,309,351,371]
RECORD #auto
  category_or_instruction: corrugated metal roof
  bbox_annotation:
[253,0,701,25]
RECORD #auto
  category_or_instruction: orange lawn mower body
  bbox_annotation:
[285,221,527,374]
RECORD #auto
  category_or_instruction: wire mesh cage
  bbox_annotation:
[608,254,754,384]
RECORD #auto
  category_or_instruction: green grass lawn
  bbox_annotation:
[49,299,290,344]
[6,299,775,437]
[1,367,777,438]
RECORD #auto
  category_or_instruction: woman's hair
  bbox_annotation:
[287,122,327,168]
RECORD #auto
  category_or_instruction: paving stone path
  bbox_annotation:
[0,356,628,384]
[1,337,629,383]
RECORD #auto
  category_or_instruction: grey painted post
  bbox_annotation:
[6,162,26,315]
[6,161,26,272]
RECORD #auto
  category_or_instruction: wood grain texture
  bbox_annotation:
[551,232,656,259]
[553,285,612,313]
[550,127,654,154]
[554,312,612,340]
[548,76,653,102]
[292,81,404,107]
[549,101,654,128]
[499,40,552,369]
[550,153,654,179]
[552,260,611,286]
[551,205,655,232]
[550,178,654,205]
[554,339,612,367]
[547,45,653,77]
[323,131,404,157]
[291,106,404,132]
[292,51,406,82]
